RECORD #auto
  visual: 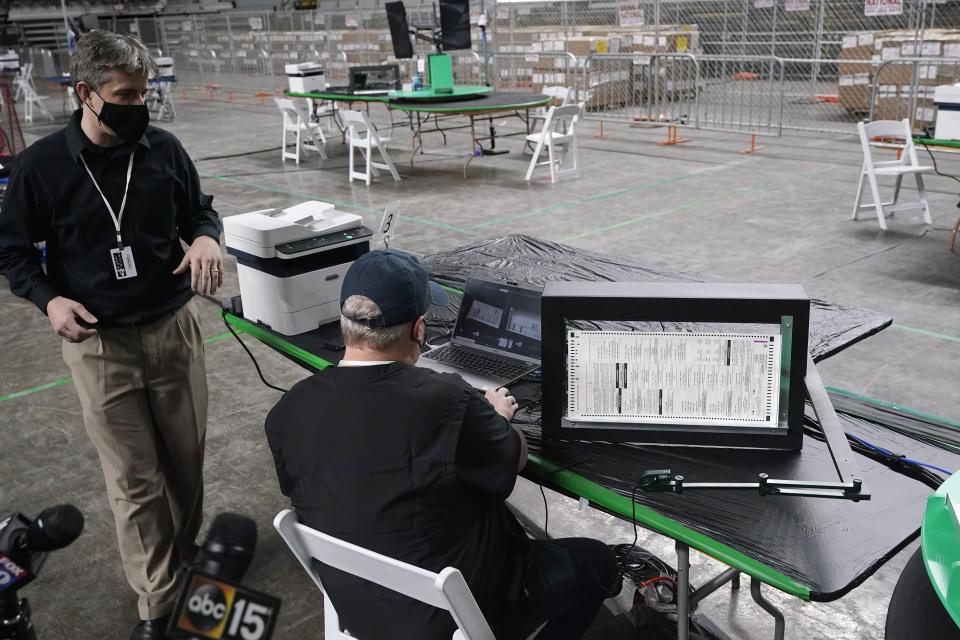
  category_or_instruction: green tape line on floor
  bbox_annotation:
[204,174,471,234]
[0,331,235,403]
[891,323,960,345]
[0,376,75,403]
[468,156,757,230]
[559,165,836,243]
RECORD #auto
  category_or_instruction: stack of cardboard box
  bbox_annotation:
[566,25,700,110]
[839,29,960,130]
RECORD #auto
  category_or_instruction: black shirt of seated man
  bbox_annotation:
[265,362,531,639]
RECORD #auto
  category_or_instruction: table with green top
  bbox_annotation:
[224,235,960,639]
[913,136,960,250]
[286,90,551,177]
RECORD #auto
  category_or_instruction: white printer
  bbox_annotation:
[0,51,19,73]
[285,62,325,93]
[934,83,960,141]
[224,201,372,335]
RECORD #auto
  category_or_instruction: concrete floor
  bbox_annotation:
[2,93,959,639]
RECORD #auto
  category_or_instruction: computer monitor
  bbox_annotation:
[540,282,810,450]
[348,65,401,94]
[439,0,471,51]
[386,1,414,59]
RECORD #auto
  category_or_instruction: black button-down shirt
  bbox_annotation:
[0,110,221,326]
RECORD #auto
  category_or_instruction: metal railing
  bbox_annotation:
[582,53,784,137]
[870,57,960,132]
[488,51,580,96]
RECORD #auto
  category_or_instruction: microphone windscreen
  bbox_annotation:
[198,512,257,582]
[25,505,84,552]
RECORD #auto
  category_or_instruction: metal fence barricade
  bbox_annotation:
[488,52,579,96]
[871,57,960,132]
[694,55,784,136]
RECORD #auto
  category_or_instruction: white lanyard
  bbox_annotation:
[79,150,135,250]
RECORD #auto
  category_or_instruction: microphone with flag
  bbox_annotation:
[0,504,85,640]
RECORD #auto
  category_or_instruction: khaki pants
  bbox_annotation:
[63,299,207,620]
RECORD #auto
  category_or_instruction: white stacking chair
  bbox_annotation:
[273,509,499,640]
[340,109,400,185]
[525,103,583,183]
[853,118,933,230]
[275,97,327,165]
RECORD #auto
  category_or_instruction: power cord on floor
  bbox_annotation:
[538,448,593,540]
[195,146,283,162]
[917,138,960,212]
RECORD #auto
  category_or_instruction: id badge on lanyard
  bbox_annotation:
[79,151,138,280]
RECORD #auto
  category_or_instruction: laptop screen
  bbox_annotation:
[452,278,542,361]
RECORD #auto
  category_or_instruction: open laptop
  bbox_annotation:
[349,65,400,95]
[418,277,542,390]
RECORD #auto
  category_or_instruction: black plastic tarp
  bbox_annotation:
[420,234,892,361]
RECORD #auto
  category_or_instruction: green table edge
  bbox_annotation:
[389,85,492,100]
[285,89,551,113]
[390,95,551,114]
[286,90,389,103]
[921,470,960,626]
[224,305,811,600]
[914,137,960,149]
[224,311,334,372]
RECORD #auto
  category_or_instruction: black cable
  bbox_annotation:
[221,310,289,394]
[803,418,943,490]
[195,146,282,162]
[538,450,593,540]
[918,138,960,187]
[540,483,550,541]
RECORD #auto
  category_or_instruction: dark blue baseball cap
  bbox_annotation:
[340,250,449,327]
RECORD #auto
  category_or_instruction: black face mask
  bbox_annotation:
[90,91,150,143]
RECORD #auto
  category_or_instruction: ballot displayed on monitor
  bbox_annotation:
[540,282,810,450]
[565,330,781,427]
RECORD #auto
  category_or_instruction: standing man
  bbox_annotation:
[266,251,620,639]
[0,32,222,639]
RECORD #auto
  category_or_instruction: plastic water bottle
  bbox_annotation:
[413,72,423,91]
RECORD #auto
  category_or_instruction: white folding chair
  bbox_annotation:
[150,79,176,122]
[526,86,573,152]
[305,95,338,136]
[18,63,53,124]
[525,103,582,183]
[275,96,327,165]
[13,62,29,102]
[340,109,400,185]
[852,118,933,230]
[273,509,497,640]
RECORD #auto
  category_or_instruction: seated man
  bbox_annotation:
[265,250,620,640]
